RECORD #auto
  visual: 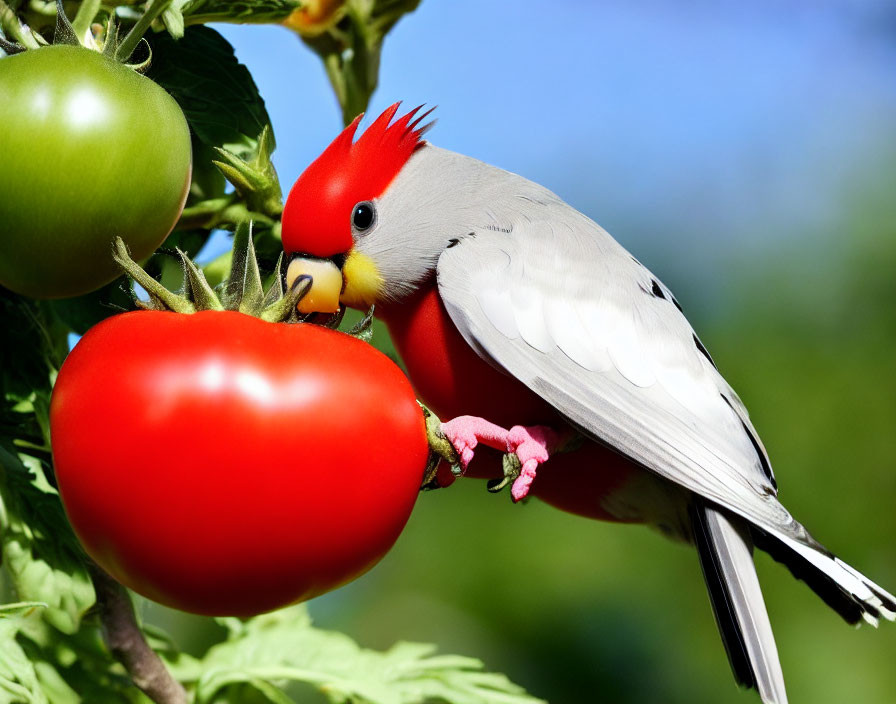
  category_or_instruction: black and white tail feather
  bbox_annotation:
[692,500,895,704]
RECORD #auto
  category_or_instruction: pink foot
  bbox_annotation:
[441,416,563,501]
[507,425,560,502]
[440,416,510,470]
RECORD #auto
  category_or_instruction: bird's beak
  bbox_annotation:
[284,255,343,314]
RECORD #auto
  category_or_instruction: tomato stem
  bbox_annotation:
[89,563,188,704]
[71,0,101,40]
[116,0,172,63]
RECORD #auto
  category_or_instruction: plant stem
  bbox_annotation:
[89,563,188,704]
[115,0,172,62]
[71,0,101,38]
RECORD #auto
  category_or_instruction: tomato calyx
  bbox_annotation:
[419,403,461,490]
[111,223,306,323]
[0,0,164,68]
[111,221,376,341]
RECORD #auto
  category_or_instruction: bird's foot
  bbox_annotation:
[440,416,511,470]
[441,416,565,501]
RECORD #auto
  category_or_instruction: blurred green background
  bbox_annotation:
[152,2,895,702]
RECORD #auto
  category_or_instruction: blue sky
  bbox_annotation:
[215,1,896,303]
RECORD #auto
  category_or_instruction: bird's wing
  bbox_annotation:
[435,216,801,537]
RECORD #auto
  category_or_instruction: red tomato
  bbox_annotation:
[50,311,428,616]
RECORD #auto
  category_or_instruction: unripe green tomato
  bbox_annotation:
[0,45,192,298]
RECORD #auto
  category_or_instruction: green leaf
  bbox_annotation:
[0,608,50,704]
[146,26,273,157]
[0,294,66,405]
[169,605,543,704]
[45,278,135,336]
[179,0,299,26]
[0,446,95,635]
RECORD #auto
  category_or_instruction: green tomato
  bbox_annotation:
[0,46,192,299]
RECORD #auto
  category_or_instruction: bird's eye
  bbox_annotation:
[352,201,376,233]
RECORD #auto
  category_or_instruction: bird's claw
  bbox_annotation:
[420,404,460,489]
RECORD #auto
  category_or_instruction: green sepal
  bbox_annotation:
[224,220,264,312]
[346,305,375,341]
[420,403,458,489]
[111,238,195,314]
[487,454,522,495]
[100,16,119,57]
[261,253,286,308]
[178,248,224,312]
[0,33,25,54]
[259,275,310,324]
[52,0,79,46]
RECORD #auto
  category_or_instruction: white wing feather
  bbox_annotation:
[436,218,798,538]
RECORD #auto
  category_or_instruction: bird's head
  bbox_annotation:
[281,103,439,314]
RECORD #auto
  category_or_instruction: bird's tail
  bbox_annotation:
[690,501,789,704]
[751,526,896,628]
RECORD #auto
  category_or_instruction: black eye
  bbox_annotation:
[352,201,376,232]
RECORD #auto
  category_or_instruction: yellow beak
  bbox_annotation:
[285,256,343,314]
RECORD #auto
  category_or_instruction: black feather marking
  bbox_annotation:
[446,238,460,248]
[650,279,665,299]
[689,500,757,691]
[671,295,683,312]
[869,584,896,613]
[718,394,776,489]
[693,334,717,368]
[742,419,776,490]
[751,528,865,624]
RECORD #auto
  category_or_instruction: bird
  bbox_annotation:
[279,103,895,703]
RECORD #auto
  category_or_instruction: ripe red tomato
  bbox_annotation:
[50,311,428,616]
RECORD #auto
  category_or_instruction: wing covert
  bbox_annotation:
[436,218,792,534]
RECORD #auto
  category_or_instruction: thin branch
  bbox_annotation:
[89,564,188,704]
[71,0,102,38]
[115,0,171,62]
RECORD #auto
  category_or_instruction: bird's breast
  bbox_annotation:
[377,282,644,523]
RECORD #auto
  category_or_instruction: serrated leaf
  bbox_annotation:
[180,0,299,26]
[146,26,273,156]
[171,605,543,704]
[0,611,50,704]
[45,278,135,336]
[0,446,95,635]
[0,294,66,404]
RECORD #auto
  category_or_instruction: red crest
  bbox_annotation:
[282,103,435,257]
